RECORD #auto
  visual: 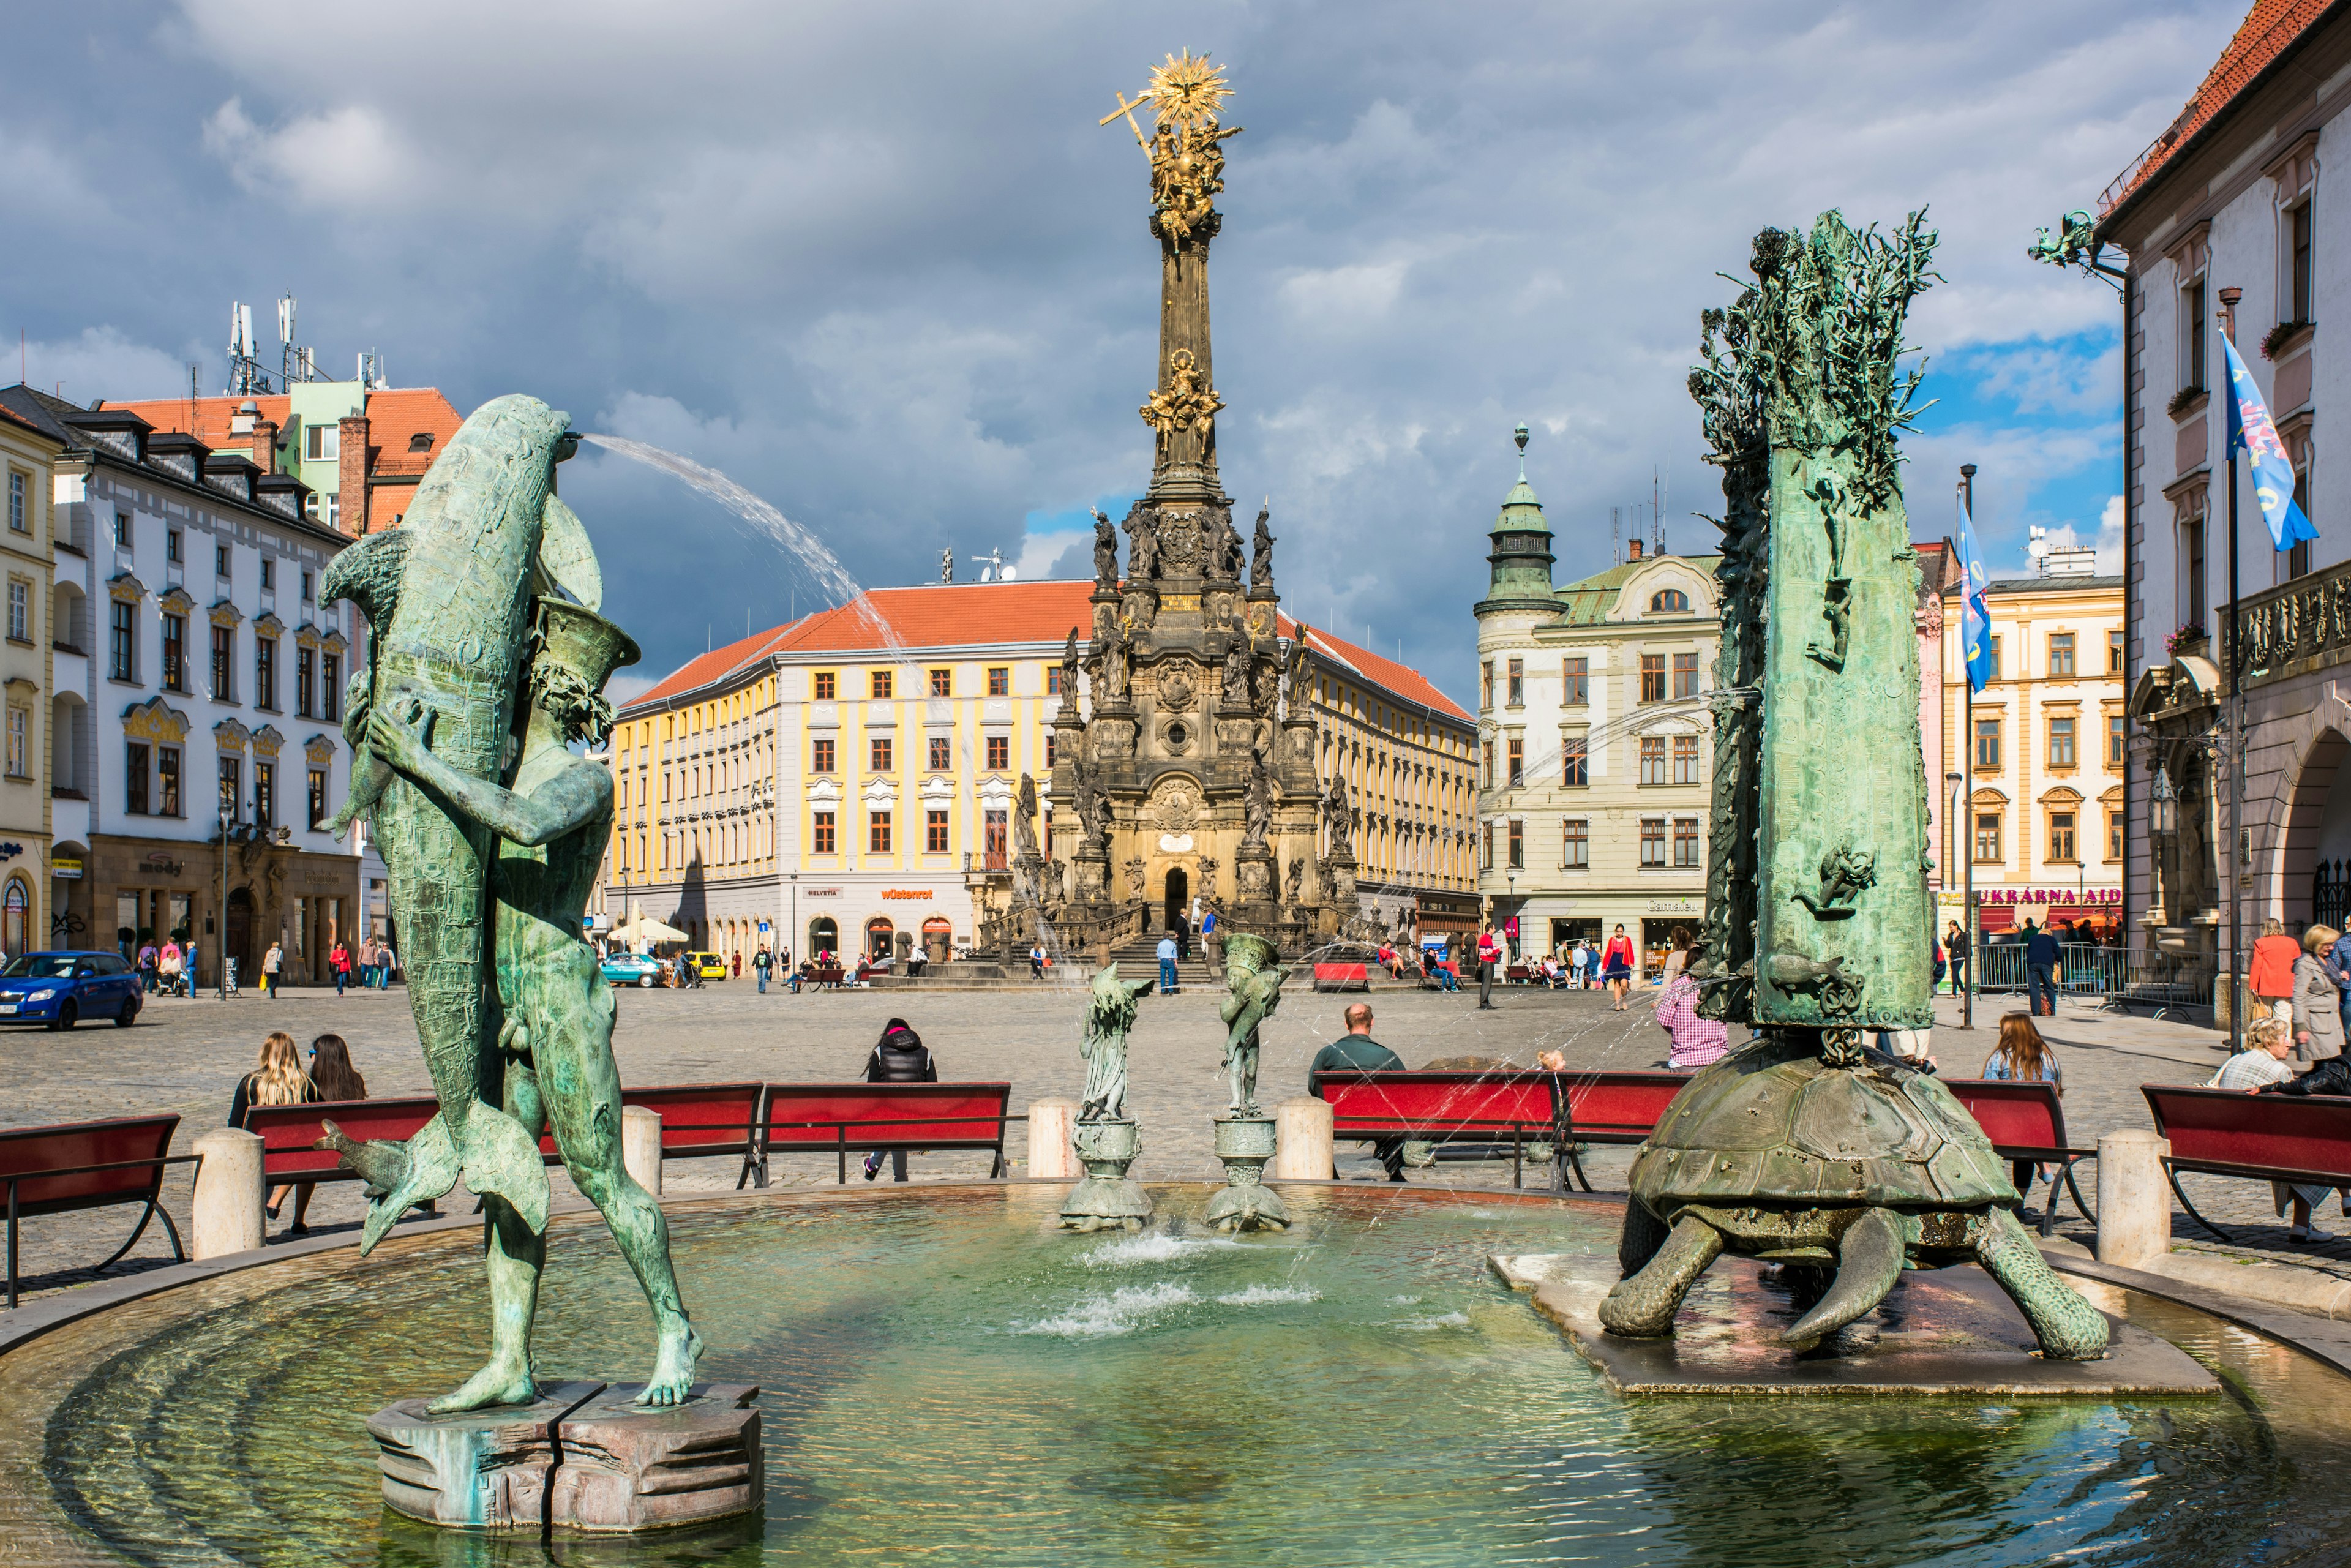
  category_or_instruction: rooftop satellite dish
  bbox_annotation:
[999,565,1018,582]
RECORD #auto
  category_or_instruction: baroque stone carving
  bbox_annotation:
[1149,777,1201,833]
[1250,503,1275,589]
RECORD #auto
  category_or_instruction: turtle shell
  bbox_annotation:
[1626,1034,2016,1213]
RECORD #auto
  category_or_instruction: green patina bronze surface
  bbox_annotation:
[1079,962,1155,1123]
[1217,931,1286,1116]
[318,395,699,1414]
[1608,214,2110,1363]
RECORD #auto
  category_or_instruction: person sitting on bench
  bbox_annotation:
[2257,1019,2351,1240]
[862,1018,937,1182]
[1308,1003,1407,1180]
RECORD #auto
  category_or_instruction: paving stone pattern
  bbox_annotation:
[2,976,2341,1310]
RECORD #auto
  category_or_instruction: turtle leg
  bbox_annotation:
[1782,1206,1905,1349]
[1617,1199,1671,1279]
[1973,1206,2111,1361]
[1599,1213,1722,1338]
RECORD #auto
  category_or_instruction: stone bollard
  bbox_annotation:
[191,1127,264,1259]
[1272,1096,1335,1180]
[1024,1097,1081,1180]
[2096,1128,2172,1271]
[621,1106,664,1198]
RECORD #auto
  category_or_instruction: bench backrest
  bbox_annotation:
[244,1096,437,1179]
[1944,1079,2071,1154]
[1313,1071,1559,1136]
[0,1114,179,1214]
[2145,1083,2351,1184]
[760,1082,1013,1149]
[1559,1071,1690,1143]
[612,1083,765,1158]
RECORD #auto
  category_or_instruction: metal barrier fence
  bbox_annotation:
[1965,942,2211,1014]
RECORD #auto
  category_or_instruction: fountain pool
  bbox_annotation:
[1,1184,2345,1567]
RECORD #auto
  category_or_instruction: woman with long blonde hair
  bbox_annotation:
[228,1031,320,1231]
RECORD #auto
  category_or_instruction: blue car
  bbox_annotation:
[0,950,143,1029]
[601,951,666,988]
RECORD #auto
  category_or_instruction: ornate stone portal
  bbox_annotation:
[1033,53,1331,959]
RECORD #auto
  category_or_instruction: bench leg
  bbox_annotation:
[1565,1143,1594,1194]
[96,1196,162,1274]
[6,1180,16,1311]
[2165,1165,2233,1245]
[2060,1157,2097,1228]
[1512,1125,1523,1191]
[988,1145,1005,1180]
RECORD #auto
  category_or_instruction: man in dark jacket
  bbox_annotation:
[1306,1003,1408,1180]
[2025,921,2062,1018]
[863,1018,937,1181]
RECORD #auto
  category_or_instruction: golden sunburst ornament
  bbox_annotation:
[1100,49,1234,141]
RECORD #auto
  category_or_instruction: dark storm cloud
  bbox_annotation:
[0,1,2242,698]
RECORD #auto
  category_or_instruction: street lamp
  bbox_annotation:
[2150,765,2176,925]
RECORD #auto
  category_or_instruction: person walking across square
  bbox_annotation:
[329,939,352,997]
[2251,917,2302,1025]
[2025,920,2061,1018]
[1475,925,1501,1010]
[261,939,283,999]
[753,945,773,994]
[1157,929,1180,994]
[1601,925,1637,1011]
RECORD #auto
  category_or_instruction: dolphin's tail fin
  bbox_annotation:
[334,1112,461,1256]
[319,528,413,628]
[323,749,391,836]
[457,1105,551,1236]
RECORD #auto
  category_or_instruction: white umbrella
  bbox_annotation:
[612,901,690,950]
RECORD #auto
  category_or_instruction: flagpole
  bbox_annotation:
[2220,284,2244,1058]
[1960,463,1977,1033]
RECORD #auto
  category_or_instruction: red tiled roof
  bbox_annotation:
[114,386,465,484]
[2099,0,2341,219]
[623,578,1471,721]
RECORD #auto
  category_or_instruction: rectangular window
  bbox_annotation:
[1481,663,1494,708]
[986,735,1010,771]
[870,669,893,699]
[1046,733,1058,768]
[1640,735,1667,785]
[211,624,233,701]
[111,601,136,681]
[2109,629,2125,675]
[166,528,181,564]
[2049,716,2076,768]
[322,654,340,721]
[2049,633,2075,677]
[6,471,21,533]
[2050,811,2077,863]
[984,808,1008,869]
[868,809,892,853]
[988,666,1010,697]
[812,738,836,773]
[929,667,951,697]
[1507,818,1524,869]
[1483,822,1493,870]
[1047,666,1064,697]
[6,580,24,643]
[161,613,185,692]
[260,558,274,591]
[1562,658,1588,705]
[1673,651,1699,699]
[1673,735,1700,785]
[5,706,24,778]
[255,637,276,710]
[1640,817,1666,867]
[215,543,230,579]
[113,511,130,548]
[813,671,837,700]
[1563,818,1588,868]
[928,736,951,771]
[301,569,312,602]
[308,768,328,829]
[158,746,181,817]
[2109,713,2126,767]
[1562,736,1588,787]
[2291,197,2314,323]
[926,808,950,853]
[1506,659,1523,706]
[125,741,149,814]
[296,645,315,717]
[1974,718,2001,771]
[2180,270,2207,391]
[304,423,340,462]
[1673,816,1701,867]
[1985,636,2003,681]
[2109,809,2125,862]
[870,737,893,773]
[255,762,274,830]
[1482,741,1493,787]
[812,812,836,853]
[1506,737,1523,787]
[217,754,239,818]
[1640,655,1666,703]
[2184,517,2207,629]
[1974,811,2002,863]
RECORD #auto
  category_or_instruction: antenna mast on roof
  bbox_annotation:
[277,295,320,386]
[967,547,1016,583]
[227,303,275,396]
[357,350,384,390]
[1610,506,1621,565]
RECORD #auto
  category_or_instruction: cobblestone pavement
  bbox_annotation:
[3,974,2341,1309]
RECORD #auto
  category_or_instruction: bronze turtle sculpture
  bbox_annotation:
[1599,1034,2110,1360]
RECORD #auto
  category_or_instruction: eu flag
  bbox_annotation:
[2223,333,2320,553]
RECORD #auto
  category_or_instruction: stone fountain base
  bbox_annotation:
[1206,1112,1288,1231]
[1061,1119,1151,1232]
[368,1379,762,1531]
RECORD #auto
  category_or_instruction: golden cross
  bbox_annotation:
[1098,88,1153,147]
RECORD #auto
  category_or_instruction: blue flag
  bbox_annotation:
[2223,333,2320,552]
[1952,491,1993,694]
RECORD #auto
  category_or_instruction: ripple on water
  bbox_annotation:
[1079,1231,1248,1267]
[1011,1281,1199,1338]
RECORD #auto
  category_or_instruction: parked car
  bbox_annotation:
[601,951,666,988]
[0,951,143,1029]
[681,951,727,980]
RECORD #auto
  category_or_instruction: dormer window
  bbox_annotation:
[1649,588,1689,614]
[408,432,435,452]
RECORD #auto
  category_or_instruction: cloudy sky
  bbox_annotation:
[0,1,2247,704]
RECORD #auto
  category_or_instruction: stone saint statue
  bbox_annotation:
[1014,773,1042,863]
[1124,506,1159,582]
[1092,508,1119,587]
[1284,855,1305,904]
[1060,628,1082,705]
[1217,508,1245,580]
[1322,775,1354,860]
[1218,932,1287,1115]
[1223,636,1251,710]
[1250,503,1274,589]
[1080,962,1155,1121]
[344,596,700,1412]
[1098,618,1131,704]
[1242,749,1273,849]
[1283,629,1310,710]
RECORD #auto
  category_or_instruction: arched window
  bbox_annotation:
[1649,589,1690,613]
[3,877,27,958]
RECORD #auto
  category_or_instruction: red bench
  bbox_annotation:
[537,1082,767,1189]
[1,1114,187,1308]
[1943,1078,2097,1236]
[1311,962,1369,993]
[1312,1070,1566,1188]
[1554,1071,1692,1189]
[2143,1083,2351,1243]
[757,1082,1016,1184]
[243,1095,438,1185]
